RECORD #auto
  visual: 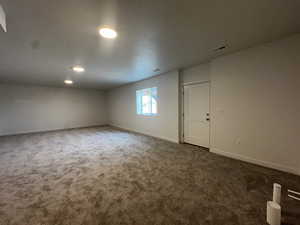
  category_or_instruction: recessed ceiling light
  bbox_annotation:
[72,66,85,73]
[64,80,73,85]
[99,27,117,39]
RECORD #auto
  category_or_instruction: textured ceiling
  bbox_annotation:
[0,0,300,90]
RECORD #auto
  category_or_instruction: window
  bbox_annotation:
[136,87,157,115]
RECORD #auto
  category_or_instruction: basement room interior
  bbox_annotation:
[0,0,300,225]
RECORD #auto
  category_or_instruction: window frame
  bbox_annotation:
[136,87,158,116]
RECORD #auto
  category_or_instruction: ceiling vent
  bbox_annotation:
[214,45,227,52]
[0,4,6,32]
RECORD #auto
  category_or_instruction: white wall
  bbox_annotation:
[210,34,300,175]
[182,63,210,84]
[0,84,107,136]
[107,71,179,142]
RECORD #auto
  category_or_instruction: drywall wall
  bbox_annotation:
[210,34,300,175]
[107,71,179,142]
[182,63,211,84]
[0,84,107,136]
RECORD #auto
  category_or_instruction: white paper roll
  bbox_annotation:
[273,183,281,204]
[267,201,281,225]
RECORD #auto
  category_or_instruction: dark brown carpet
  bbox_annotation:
[0,126,299,225]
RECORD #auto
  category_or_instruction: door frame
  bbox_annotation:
[180,80,211,149]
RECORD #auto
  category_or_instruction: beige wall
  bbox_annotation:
[107,71,179,142]
[210,34,300,175]
[0,84,108,136]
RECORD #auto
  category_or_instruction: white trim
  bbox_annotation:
[109,123,179,144]
[180,85,185,143]
[210,147,300,176]
[288,190,300,196]
[0,124,108,137]
[182,80,210,86]
[182,82,211,148]
[288,195,300,201]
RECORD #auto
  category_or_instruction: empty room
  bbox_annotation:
[0,0,300,225]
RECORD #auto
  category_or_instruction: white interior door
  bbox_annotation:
[184,82,210,148]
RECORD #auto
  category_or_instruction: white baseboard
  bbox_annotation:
[109,123,179,144]
[211,148,299,176]
[0,124,108,137]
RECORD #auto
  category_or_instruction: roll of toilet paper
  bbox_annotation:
[273,183,281,204]
[267,201,281,225]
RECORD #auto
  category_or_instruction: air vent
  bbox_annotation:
[214,45,227,52]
